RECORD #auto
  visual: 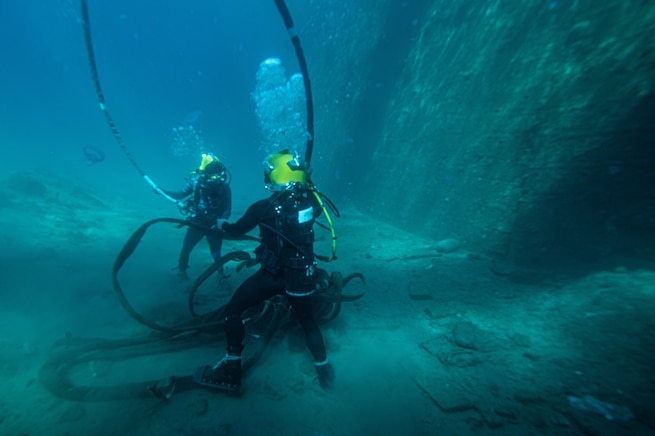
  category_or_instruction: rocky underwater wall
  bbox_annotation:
[327,0,655,276]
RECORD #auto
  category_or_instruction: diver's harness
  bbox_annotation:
[254,183,339,294]
[256,189,317,296]
[178,164,231,218]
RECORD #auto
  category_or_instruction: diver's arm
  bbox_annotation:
[221,199,269,236]
[160,189,188,200]
[160,179,194,200]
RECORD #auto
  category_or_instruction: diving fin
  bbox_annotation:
[193,363,241,392]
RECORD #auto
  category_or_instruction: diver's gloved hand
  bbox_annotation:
[215,218,228,230]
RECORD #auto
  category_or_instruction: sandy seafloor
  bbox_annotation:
[1,170,654,436]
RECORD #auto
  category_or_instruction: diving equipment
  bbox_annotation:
[264,149,309,191]
[203,161,228,183]
[273,190,318,296]
[199,152,217,171]
[194,355,242,392]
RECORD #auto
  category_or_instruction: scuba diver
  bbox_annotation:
[159,153,232,282]
[194,149,335,391]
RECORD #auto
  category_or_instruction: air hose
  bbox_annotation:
[79,0,314,189]
[78,1,176,202]
[40,216,366,402]
[112,218,365,329]
[111,217,259,332]
[272,0,315,164]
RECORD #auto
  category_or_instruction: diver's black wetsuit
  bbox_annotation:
[220,191,326,363]
[164,173,231,275]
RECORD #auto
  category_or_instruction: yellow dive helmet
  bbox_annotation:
[264,150,309,191]
[198,152,219,171]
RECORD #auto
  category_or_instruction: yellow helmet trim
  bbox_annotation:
[199,153,219,171]
[265,151,307,188]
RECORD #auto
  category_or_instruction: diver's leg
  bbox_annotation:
[289,295,334,389]
[223,270,283,345]
[178,227,204,279]
[206,232,228,280]
[196,269,283,390]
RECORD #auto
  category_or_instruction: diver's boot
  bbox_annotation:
[315,360,334,389]
[195,354,241,391]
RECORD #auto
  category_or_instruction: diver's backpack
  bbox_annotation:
[274,191,318,297]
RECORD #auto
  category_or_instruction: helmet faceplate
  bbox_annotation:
[264,150,308,191]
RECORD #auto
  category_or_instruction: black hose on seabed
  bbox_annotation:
[38,274,365,401]
[39,217,366,402]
